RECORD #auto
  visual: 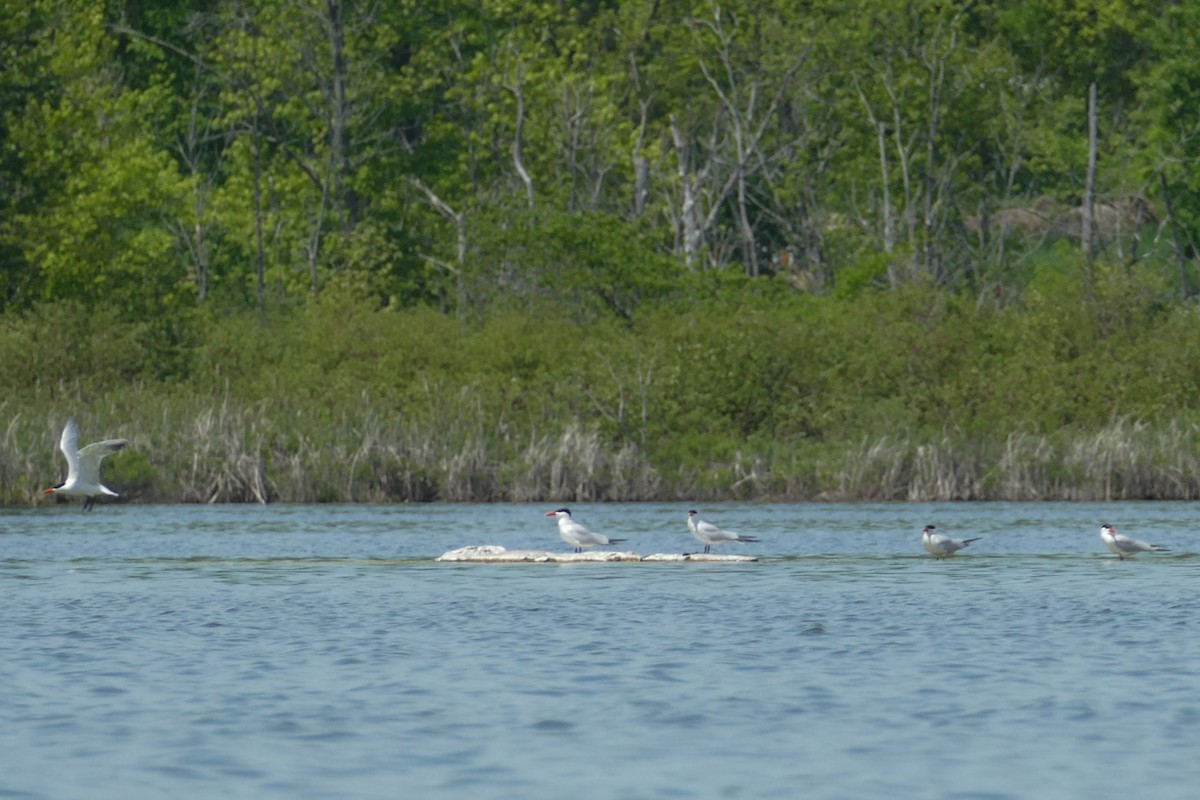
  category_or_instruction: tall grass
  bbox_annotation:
[1,393,664,505]
[9,275,1200,505]
[7,394,1200,505]
[508,424,661,502]
[824,419,1200,502]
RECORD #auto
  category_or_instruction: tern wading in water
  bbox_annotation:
[544,508,626,553]
[43,417,128,511]
[1099,524,1169,560]
[921,525,980,559]
[686,510,759,554]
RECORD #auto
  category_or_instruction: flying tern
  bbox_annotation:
[43,417,128,511]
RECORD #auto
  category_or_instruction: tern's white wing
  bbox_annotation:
[76,439,128,484]
[562,518,607,546]
[559,517,590,543]
[924,533,950,554]
[926,532,974,555]
[695,519,734,543]
[574,523,606,545]
[59,417,82,482]
[1116,533,1159,554]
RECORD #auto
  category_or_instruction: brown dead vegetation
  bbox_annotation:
[966,195,1159,242]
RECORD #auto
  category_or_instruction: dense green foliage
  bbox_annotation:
[7,264,1200,504]
[4,0,1200,503]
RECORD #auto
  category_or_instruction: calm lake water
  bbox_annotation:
[1,501,1197,799]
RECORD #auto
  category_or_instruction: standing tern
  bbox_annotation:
[43,417,128,511]
[1099,524,1169,559]
[922,525,980,559]
[687,510,759,554]
[544,508,626,553]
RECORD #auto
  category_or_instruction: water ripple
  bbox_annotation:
[3,502,1200,799]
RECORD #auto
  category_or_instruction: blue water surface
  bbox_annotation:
[1,502,1197,799]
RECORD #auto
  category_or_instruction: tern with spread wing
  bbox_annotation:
[544,508,626,553]
[43,417,128,511]
[687,510,759,554]
[922,525,980,559]
[1099,524,1169,559]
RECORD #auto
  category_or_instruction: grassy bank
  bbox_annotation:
[6,266,1200,505]
[7,398,1200,506]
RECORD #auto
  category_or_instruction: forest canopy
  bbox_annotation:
[3,0,1200,504]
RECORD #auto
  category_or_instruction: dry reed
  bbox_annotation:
[6,399,1200,504]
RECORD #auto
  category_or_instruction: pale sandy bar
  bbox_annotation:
[436,545,758,563]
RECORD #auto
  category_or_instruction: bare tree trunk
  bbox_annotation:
[876,121,894,256]
[633,156,649,219]
[503,64,535,208]
[1159,171,1190,300]
[173,91,222,303]
[735,165,758,277]
[251,131,266,315]
[325,0,354,228]
[305,174,329,292]
[670,116,701,269]
[412,179,468,312]
[923,48,945,278]
[1082,81,1098,264]
[855,78,897,285]
[891,104,916,261]
[560,83,585,212]
[193,211,209,301]
[637,356,654,452]
[631,99,650,219]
